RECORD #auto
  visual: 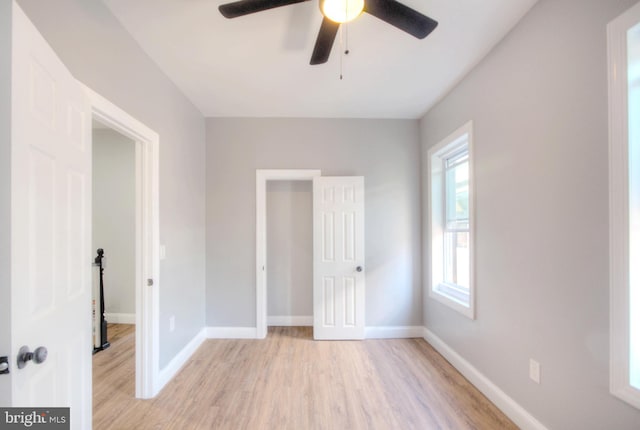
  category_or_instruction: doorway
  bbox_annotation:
[91,120,137,414]
[83,85,160,399]
[255,170,321,339]
[266,180,313,327]
[92,121,136,328]
[256,170,366,340]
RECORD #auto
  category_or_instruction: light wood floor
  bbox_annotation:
[93,325,517,430]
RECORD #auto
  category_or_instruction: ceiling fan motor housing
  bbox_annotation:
[320,0,365,23]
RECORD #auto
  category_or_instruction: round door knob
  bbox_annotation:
[17,346,48,369]
[356,266,363,272]
[33,347,48,364]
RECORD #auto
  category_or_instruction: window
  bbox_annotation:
[428,121,474,319]
[608,2,640,410]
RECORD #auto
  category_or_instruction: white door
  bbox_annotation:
[313,177,365,340]
[6,2,92,428]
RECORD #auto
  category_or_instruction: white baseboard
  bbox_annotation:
[365,326,424,339]
[423,328,548,430]
[156,328,206,394]
[105,312,135,324]
[267,315,313,326]
[206,326,258,339]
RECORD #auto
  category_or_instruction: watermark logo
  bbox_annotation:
[0,408,69,429]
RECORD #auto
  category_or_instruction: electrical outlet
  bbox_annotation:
[169,316,175,332]
[529,359,541,384]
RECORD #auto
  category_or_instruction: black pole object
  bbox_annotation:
[94,248,110,353]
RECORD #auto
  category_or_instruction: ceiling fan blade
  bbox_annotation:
[219,0,309,19]
[364,0,438,39]
[310,17,340,65]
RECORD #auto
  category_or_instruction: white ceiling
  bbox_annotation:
[102,0,538,119]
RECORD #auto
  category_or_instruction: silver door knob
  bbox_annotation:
[17,346,48,369]
[356,266,363,272]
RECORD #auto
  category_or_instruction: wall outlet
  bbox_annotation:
[529,359,541,384]
[169,316,175,332]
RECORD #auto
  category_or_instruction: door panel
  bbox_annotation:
[67,170,87,299]
[27,149,56,316]
[343,212,355,261]
[322,212,335,261]
[10,2,91,428]
[313,177,365,340]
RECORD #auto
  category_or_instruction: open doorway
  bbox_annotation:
[91,120,137,420]
[92,122,136,327]
[266,181,313,328]
[256,170,320,338]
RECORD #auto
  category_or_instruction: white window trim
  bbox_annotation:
[428,121,475,319]
[608,1,640,410]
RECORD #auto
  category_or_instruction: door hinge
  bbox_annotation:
[147,278,154,286]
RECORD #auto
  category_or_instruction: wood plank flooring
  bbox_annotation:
[93,323,135,427]
[93,325,517,430]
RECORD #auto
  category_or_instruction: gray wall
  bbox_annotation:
[266,181,313,319]
[0,0,12,405]
[420,0,640,428]
[17,0,207,368]
[92,128,136,316]
[207,118,422,328]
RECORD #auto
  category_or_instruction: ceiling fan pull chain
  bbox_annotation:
[345,21,350,55]
[344,1,349,55]
[339,24,344,80]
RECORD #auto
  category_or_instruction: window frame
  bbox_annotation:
[608,1,640,410]
[428,121,475,319]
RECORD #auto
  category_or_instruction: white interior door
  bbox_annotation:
[9,2,91,427]
[313,176,365,340]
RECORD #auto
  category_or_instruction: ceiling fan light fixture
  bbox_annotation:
[320,0,364,23]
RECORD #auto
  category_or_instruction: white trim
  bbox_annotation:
[256,169,321,339]
[157,328,206,393]
[608,2,640,410]
[206,327,258,339]
[83,84,160,400]
[365,326,424,339]
[423,328,548,430]
[427,121,475,319]
[105,313,136,325]
[267,315,313,326]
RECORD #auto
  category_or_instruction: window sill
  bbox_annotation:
[429,282,475,320]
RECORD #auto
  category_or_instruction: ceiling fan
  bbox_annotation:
[218,0,438,65]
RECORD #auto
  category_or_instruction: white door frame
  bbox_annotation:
[83,85,160,399]
[255,169,321,339]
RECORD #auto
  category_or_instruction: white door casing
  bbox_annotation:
[83,85,160,399]
[255,169,321,339]
[9,2,92,428]
[313,177,365,340]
